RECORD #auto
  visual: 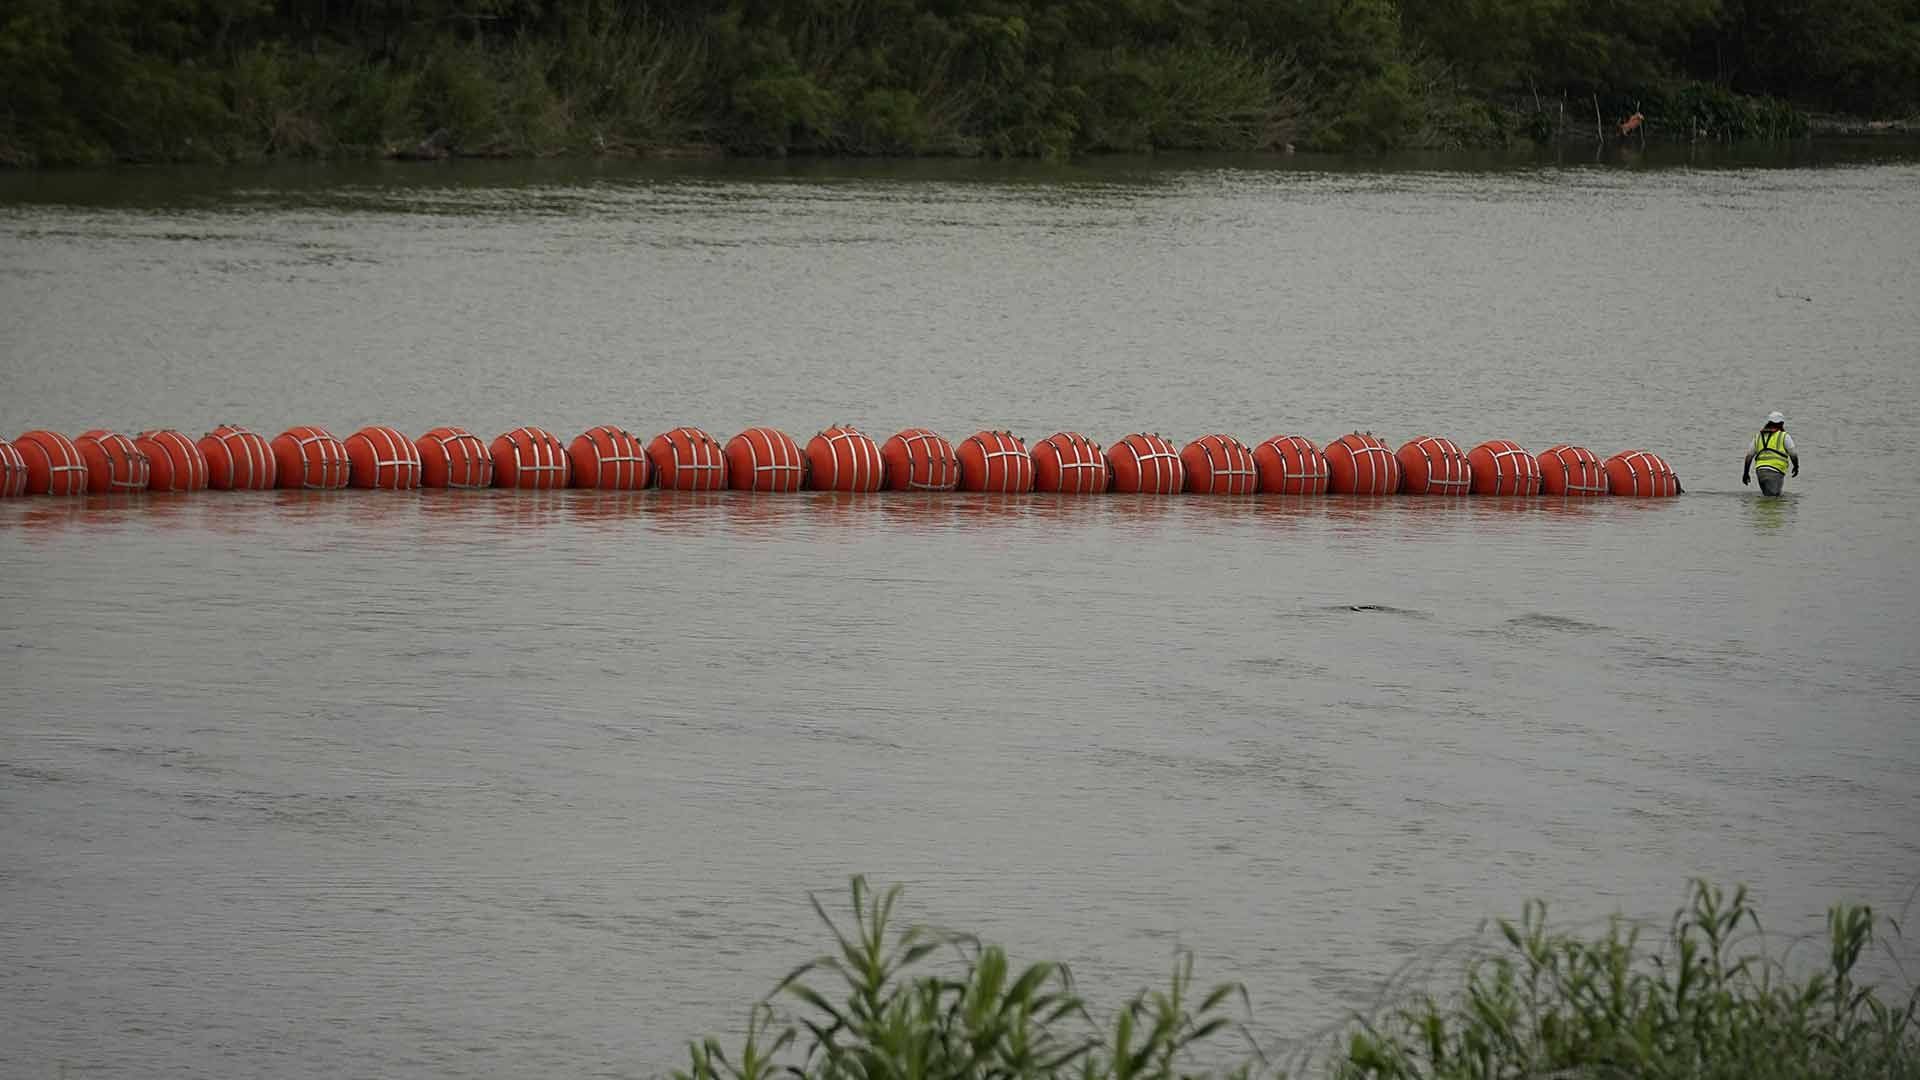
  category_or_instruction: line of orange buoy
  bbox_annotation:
[0,425,1683,499]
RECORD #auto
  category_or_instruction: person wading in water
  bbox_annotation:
[1742,411,1800,497]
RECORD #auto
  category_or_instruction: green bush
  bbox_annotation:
[1337,881,1918,1079]
[551,15,709,149]
[674,878,1920,1080]
[0,0,1910,163]
[675,876,1255,1080]
[417,39,500,151]
[497,38,569,155]
[730,70,843,152]
[1620,81,1808,140]
[848,88,929,153]
[1313,62,1424,151]
[1070,45,1299,152]
[332,61,419,155]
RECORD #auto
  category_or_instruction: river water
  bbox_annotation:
[3,144,1918,1078]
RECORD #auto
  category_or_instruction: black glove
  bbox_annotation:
[1742,472,1750,485]
[1792,464,1799,477]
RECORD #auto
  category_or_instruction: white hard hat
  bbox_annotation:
[1766,411,1786,425]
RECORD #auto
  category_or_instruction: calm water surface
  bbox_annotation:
[3,147,1919,1078]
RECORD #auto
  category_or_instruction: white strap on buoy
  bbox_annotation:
[1043,433,1104,492]
[37,431,88,493]
[423,429,491,487]
[968,432,1029,492]
[819,428,880,492]
[896,429,955,490]
[739,429,801,489]
[1346,436,1395,493]
[0,441,24,488]
[1545,445,1606,495]
[88,432,149,490]
[1272,437,1328,486]
[359,427,421,488]
[1122,434,1181,493]
[1480,442,1536,492]
[586,427,648,489]
[508,427,567,488]
[212,427,272,489]
[144,430,206,491]
[1411,436,1469,493]
[1198,436,1256,492]
[291,428,348,488]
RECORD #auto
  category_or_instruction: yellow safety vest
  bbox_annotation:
[1752,430,1790,473]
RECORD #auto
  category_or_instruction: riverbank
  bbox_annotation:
[11,101,1912,171]
[1809,115,1920,137]
[4,2,1916,168]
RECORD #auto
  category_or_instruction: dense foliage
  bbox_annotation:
[1336,882,1920,1080]
[2,0,1917,164]
[675,877,1918,1080]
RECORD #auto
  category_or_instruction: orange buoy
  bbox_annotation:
[490,426,571,490]
[75,430,151,493]
[416,427,493,489]
[271,426,350,490]
[1181,434,1258,495]
[1397,436,1470,496]
[13,430,90,495]
[879,428,958,491]
[1252,435,1329,494]
[1031,432,1108,494]
[725,427,805,492]
[1537,445,1608,496]
[345,426,423,490]
[647,426,727,491]
[957,431,1034,493]
[570,425,653,490]
[1467,440,1541,496]
[135,429,209,492]
[198,425,276,491]
[1106,433,1184,494]
[1605,449,1681,497]
[1326,433,1401,495]
[806,426,884,492]
[0,438,26,497]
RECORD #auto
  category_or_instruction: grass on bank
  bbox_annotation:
[0,10,1309,166]
[15,0,1903,166]
[674,877,1919,1080]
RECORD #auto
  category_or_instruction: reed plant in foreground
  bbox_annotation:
[1334,881,1919,1080]
[673,876,1252,1080]
[673,877,1919,1080]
